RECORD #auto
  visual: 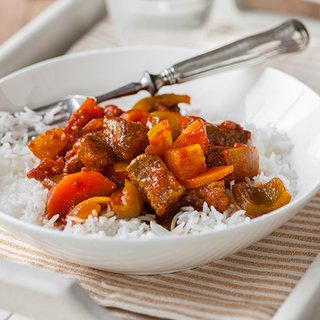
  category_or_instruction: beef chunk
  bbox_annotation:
[104,118,148,160]
[27,157,64,182]
[103,104,124,117]
[127,154,185,217]
[153,102,180,113]
[184,181,229,213]
[219,121,251,146]
[205,145,229,168]
[206,121,251,147]
[205,124,226,147]
[63,154,84,174]
[77,135,115,169]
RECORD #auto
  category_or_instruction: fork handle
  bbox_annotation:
[96,81,143,103]
[95,19,309,102]
[158,19,309,86]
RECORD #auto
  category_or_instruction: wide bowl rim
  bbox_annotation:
[0,46,198,85]
[0,46,319,245]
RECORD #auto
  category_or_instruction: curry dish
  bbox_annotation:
[27,94,291,228]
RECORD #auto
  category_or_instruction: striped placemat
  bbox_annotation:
[1,18,320,320]
[1,193,320,320]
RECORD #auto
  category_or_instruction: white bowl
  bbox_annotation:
[0,47,319,274]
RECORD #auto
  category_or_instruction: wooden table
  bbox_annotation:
[0,0,53,44]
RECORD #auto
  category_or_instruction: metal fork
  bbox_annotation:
[35,19,309,126]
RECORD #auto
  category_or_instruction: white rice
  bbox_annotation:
[0,108,296,238]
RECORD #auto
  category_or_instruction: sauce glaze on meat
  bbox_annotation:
[27,94,291,227]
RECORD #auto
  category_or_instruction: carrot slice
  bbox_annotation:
[121,109,149,125]
[183,165,234,189]
[172,119,209,153]
[165,144,206,181]
[46,171,116,219]
[63,97,104,137]
[28,128,67,160]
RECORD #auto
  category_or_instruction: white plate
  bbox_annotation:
[0,47,319,274]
